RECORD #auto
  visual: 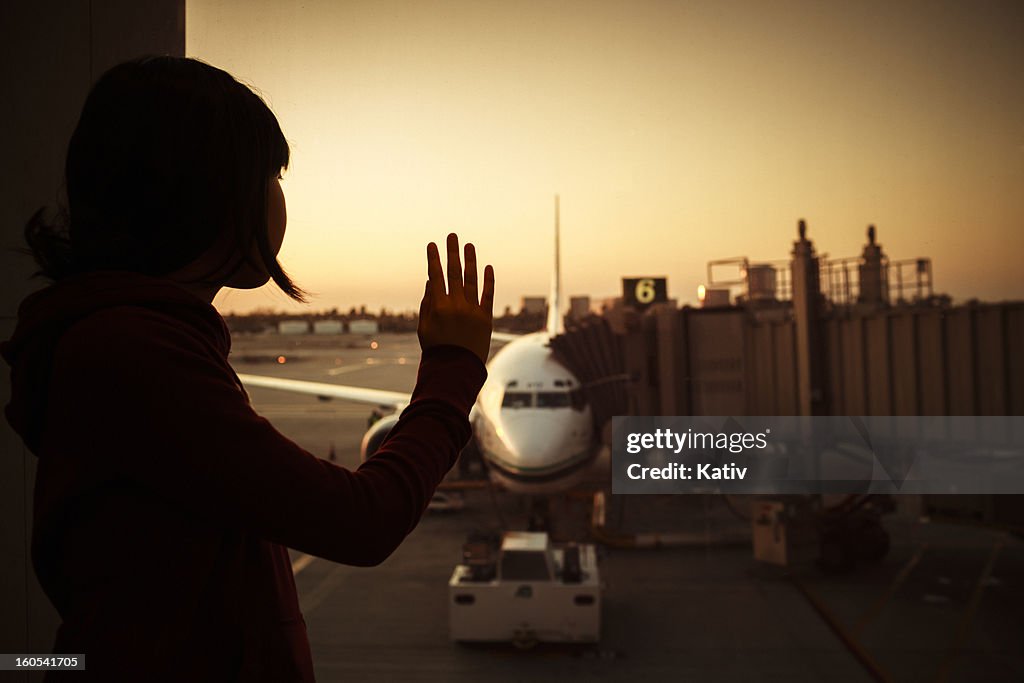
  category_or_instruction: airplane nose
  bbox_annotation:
[497,415,568,470]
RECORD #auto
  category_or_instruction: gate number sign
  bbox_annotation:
[622,277,667,309]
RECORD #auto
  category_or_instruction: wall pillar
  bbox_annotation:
[857,225,888,307]
[790,219,827,416]
[1,2,184,673]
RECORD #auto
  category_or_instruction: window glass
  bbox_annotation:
[501,551,551,581]
[536,391,570,408]
[501,391,533,408]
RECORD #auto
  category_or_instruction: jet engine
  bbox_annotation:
[359,413,400,462]
[359,412,482,475]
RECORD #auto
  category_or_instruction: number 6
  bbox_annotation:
[635,278,655,304]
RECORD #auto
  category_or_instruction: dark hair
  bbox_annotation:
[24,55,306,301]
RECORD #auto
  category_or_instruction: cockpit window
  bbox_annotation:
[536,391,570,408]
[501,391,533,408]
[502,389,586,410]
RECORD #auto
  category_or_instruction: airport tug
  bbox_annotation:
[448,531,601,645]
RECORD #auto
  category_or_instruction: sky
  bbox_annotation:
[186,0,1024,315]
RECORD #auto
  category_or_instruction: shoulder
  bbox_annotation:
[54,305,226,375]
[48,305,247,428]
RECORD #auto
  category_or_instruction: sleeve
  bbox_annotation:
[55,309,487,566]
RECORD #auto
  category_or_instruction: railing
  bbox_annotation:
[706,258,793,303]
[706,256,933,306]
[822,257,933,305]
[888,258,934,304]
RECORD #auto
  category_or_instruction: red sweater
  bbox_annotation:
[1,271,486,681]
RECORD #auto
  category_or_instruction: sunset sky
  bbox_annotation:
[186,0,1023,315]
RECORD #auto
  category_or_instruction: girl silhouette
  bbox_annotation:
[2,55,493,681]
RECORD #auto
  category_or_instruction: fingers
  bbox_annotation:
[426,242,445,297]
[419,280,431,318]
[427,235,491,316]
[481,264,495,319]
[446,233,463,297]
[463,242,478,304]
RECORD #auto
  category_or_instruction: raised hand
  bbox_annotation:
[417,233,495,364]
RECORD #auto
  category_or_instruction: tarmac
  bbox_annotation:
[230,332,1024,682]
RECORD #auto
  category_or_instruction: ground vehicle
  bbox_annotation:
[448,531,601,645]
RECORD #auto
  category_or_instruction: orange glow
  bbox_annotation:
[277,355,287,364]
[189,1,1024,314]
[369,341,379,350]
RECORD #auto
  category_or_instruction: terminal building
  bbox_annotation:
[555,220,1021,420]
[278,319,311,335]
[551,221,1023,526]
[521,296,547,316]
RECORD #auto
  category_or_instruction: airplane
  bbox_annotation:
[236,196,601,494]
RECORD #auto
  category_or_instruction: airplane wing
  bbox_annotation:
[491,331,522,343]
[239,332,524,410]
[237,373,409,409]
